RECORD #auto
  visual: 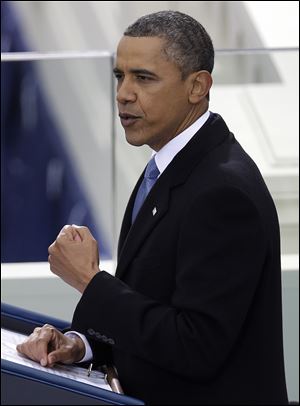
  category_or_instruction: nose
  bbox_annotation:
[116,78,137,104]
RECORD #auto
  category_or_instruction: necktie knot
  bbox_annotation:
[144,156,160,180]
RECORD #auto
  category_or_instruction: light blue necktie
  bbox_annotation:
[132,156,160,223]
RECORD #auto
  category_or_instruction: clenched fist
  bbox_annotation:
[48,225,100,293]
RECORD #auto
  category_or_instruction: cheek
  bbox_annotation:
[138,82,189,127]
[141,93,179,121]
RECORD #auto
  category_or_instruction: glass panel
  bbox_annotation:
[1,55,114,262]
[211,49,299,255]
[2,49,298,263]
[114,49,299,256]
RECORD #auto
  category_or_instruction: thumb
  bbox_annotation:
[74,230,82,242]
[67,225,82,242]
[72,225,94,241]
[47,349,64,366]
[48,347,76,366]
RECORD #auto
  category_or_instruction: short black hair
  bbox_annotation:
[124,10,214,79]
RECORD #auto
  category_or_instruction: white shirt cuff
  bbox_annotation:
[64,331,93,363]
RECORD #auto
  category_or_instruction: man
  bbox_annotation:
[17,11,288,405]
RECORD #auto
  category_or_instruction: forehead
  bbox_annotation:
[116,36,175,71]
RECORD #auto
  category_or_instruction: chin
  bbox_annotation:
[125,133,145,147]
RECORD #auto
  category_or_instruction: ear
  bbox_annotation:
[188,71,213,104]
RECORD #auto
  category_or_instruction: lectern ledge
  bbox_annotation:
[1,302,144,405]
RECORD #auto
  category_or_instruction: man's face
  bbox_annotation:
[114,36,193,151]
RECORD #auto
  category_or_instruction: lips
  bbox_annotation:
[119,112,141,127]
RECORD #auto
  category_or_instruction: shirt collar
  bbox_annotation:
[153,110,210,175]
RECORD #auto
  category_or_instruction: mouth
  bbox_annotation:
[119,113,141,127]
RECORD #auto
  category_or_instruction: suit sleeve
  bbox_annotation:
[71,186,267,381]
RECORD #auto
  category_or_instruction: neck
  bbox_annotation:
[175,102,208,137]
[151,102,209,152]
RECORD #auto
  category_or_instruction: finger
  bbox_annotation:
[59,225,71,234]
[68,226,82,242]
[58,225,75,241]
[47,333,83,366]
[74,230,82,242]
[37,326,56,366]
[57,225,82,242]
[47,349,61,366]
[48,243,55,255]
[31,324,57,366]
[47,347,72,366]
[16,343,24,353]
[34,327,42,333]
[16,333,49,366]
[72,225,94,241]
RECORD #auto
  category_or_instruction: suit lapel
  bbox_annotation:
[116,113,230,279]
[116,179,171,278]
[117,174,143,258]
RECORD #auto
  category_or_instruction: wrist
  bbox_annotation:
[80,267,101,293]
[67,333,86,362]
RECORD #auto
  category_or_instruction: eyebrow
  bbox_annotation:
[113,67,159,78]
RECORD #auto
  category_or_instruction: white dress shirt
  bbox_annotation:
[154,110,210,175]
[65,110,210,363]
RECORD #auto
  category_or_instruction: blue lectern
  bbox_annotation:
[1,303,144,405]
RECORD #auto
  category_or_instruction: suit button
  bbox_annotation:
[107,338,115,345]
[87,328,95,335]
[95,332,102,340]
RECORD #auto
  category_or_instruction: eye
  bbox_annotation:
[113,72,123,81]
[136,75,152,82]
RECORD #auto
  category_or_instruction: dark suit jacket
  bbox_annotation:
[71,113,288,405]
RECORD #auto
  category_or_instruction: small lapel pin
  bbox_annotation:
[152,207,157,216]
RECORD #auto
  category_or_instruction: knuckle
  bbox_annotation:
[16,343,23,351]
[77,225,87,233]
[48,244,55,254]
[58,225,69,235]
[43,324,54,330]
[39,324,55,337]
